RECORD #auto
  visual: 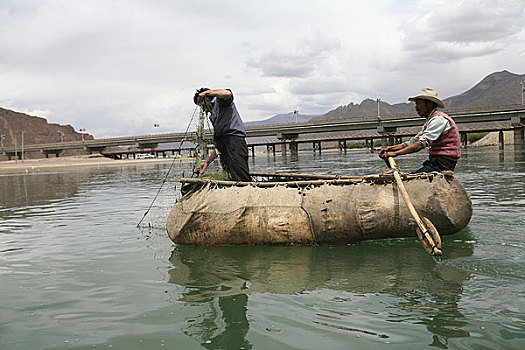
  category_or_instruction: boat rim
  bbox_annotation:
[179,171,456,189]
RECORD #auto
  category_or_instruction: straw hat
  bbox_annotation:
[408,88,445,108]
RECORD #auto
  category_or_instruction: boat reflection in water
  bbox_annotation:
[168,231,475,349]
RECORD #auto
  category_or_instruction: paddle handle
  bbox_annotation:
[387,158,441,255]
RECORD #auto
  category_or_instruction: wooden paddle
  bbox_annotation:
[387,157,442,256]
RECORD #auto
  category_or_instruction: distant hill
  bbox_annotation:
[312,99,413,122]
[442,70,524,110]
[1,70,523,160]
[0,108,93,159]
[312,70,525,122]
[245,112,317,127]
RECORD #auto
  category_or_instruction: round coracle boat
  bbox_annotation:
[166,171,472,246]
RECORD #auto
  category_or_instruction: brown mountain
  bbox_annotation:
[442,70,524,109]
[313,70,525,122]
[0,70,522,160]
[0,108,93,159]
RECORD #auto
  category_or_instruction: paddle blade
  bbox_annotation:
[416,217,442,256]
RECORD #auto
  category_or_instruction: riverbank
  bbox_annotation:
[0,133,508,175]
[0,154,192,174]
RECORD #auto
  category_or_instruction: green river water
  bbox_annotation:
[1,147,524,349]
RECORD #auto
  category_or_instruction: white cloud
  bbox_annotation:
[0,0,523,138]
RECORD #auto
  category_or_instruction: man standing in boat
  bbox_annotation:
[379,88,461,173]
[194,88,251,182]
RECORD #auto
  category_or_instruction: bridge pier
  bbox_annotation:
[290,142,298,157]
[499,131,505,149]
[338,140,347,154]
[313,141,322,155]
[42,150,63,158]
[281,143,287,158]
[84,146,106,154]
[250,146,255,158]
[5,152,19,161]
[514,127,524,148]
[266,144,276,157]
[365,139,375,153]
[460,133,468,148]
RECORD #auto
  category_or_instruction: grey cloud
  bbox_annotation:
[299,93,351,110]
[246,54,315,78]
[289,77,348,95]
[236,86,276,97]
[405,41,505,63]
[246,102,287,115]
[401,0,525,61]
[246,35,340,78]
[424,1,524,43]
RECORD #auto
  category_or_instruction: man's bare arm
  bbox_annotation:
[197,89,232,104]
[380,141,424,159]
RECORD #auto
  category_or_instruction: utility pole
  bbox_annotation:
[520,82,525,106]
[21,131,25,162]
[377,98,380,119]
[14,133,18,163]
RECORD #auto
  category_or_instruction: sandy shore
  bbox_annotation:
[470,131,515,147]
[0,154,193,174]
[2,133,502,175]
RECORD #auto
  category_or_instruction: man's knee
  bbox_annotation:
[413,157,456,173]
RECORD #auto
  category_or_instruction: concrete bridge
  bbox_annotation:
[2,105,524,160]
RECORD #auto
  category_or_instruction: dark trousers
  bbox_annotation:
[215,135,251,182]
[413,155,457,173]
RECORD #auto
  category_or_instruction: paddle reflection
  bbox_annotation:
[168,232,474,348]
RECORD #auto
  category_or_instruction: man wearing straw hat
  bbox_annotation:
[379,88,461,173]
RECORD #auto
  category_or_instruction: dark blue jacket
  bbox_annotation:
[210,89,246,140]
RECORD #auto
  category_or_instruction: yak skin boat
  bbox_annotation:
[166,171,472,246]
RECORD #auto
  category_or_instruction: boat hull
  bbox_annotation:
[167,173,472,245]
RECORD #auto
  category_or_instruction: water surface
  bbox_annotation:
[1,148,524,349]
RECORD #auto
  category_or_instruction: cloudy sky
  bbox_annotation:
[1,0,524,138]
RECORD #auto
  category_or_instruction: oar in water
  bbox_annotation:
[387,157,442,256]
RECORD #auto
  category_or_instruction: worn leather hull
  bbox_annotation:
[167,173,472,246]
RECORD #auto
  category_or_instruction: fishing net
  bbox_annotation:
[137,104,228,230]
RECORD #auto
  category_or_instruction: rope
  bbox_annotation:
[137,106,200,227]
[300,187,318,245]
